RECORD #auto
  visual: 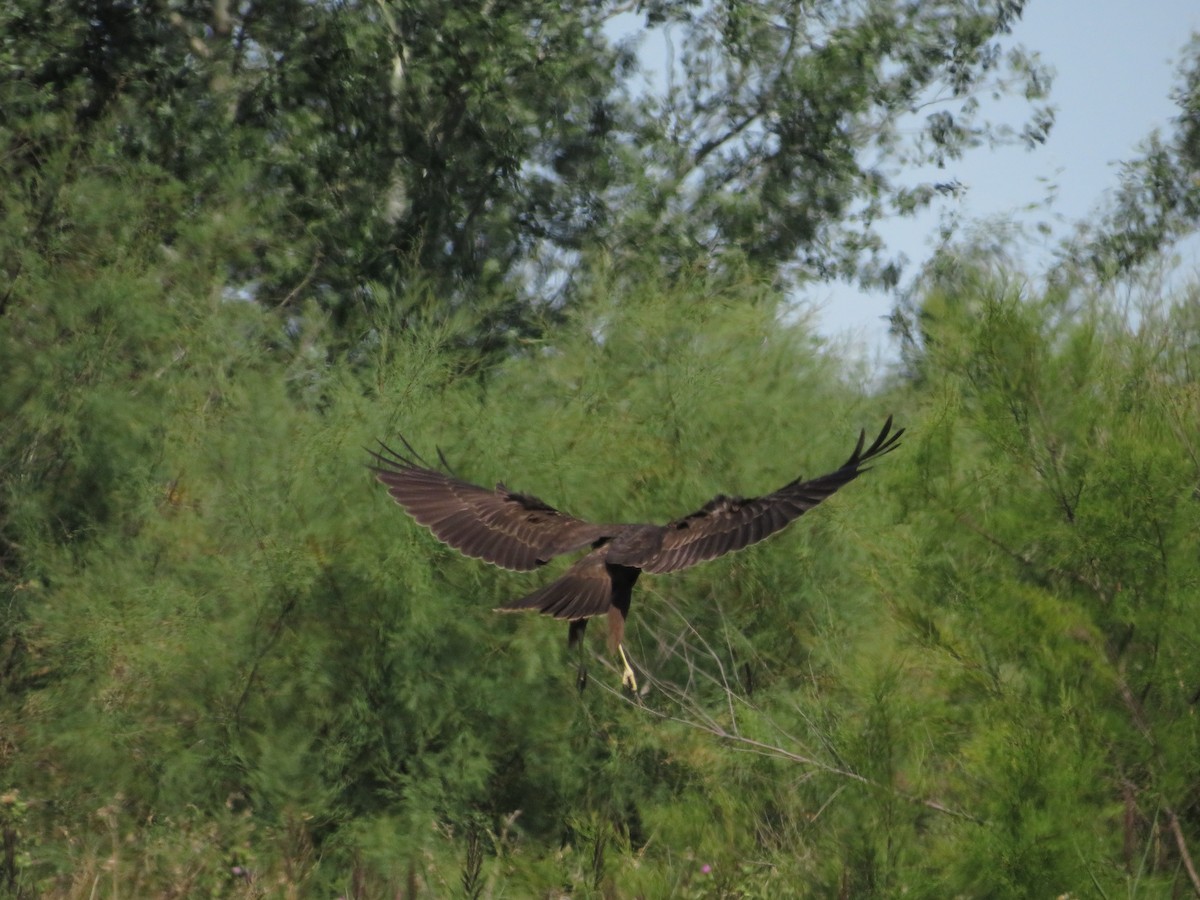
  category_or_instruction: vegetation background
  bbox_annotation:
[2,1,1199,896]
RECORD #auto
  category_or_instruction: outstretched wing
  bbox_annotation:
[369,440,609,571]
[642,416,903,575]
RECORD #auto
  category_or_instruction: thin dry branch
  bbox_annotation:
[1166,808,1200,897]
[602,594,981,825]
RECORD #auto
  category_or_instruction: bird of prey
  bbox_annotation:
[369,417,902,691]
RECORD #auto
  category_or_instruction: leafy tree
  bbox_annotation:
[609,0,1053,288]
[1064,32,1200,280]
[2,0,1051,345]
[888,261,1200,896]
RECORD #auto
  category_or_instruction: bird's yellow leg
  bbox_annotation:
[618,643,638,692]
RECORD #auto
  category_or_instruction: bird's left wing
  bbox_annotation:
[369,441,609,571]
[642,417,903,575]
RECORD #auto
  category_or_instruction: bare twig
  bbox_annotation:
[275,249,323,310]
[602,595,981,825]
[1165,807,1200,897]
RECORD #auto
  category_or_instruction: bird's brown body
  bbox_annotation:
[370,417,902,689]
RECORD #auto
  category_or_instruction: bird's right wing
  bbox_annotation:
[643,417,903,575]
[369,441,609,571]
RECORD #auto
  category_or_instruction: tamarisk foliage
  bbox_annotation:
[2,4,1200,897]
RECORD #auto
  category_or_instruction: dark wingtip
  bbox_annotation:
[851,427,867,460]
[844,415,904,469]
[435,445,459,477]
[394,432,431,465]
[366,436,430,479]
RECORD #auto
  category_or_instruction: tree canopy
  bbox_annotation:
[2,0,1051,337]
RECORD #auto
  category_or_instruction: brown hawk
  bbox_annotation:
[370,417,902,690]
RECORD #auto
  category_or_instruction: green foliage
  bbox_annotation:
[620,0,1053,286]
[3,5,1200,898]
[2,0,1051,351]
[1067,33,1200,280]
[884,259,1200,896]
[0,169,876,892]
[9,179,1200,892]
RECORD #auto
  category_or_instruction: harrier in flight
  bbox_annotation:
[370,417,902,691]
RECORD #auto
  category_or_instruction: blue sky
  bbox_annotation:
[815,1,1200,359]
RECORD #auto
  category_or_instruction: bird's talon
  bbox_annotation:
[619,644,638,692]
